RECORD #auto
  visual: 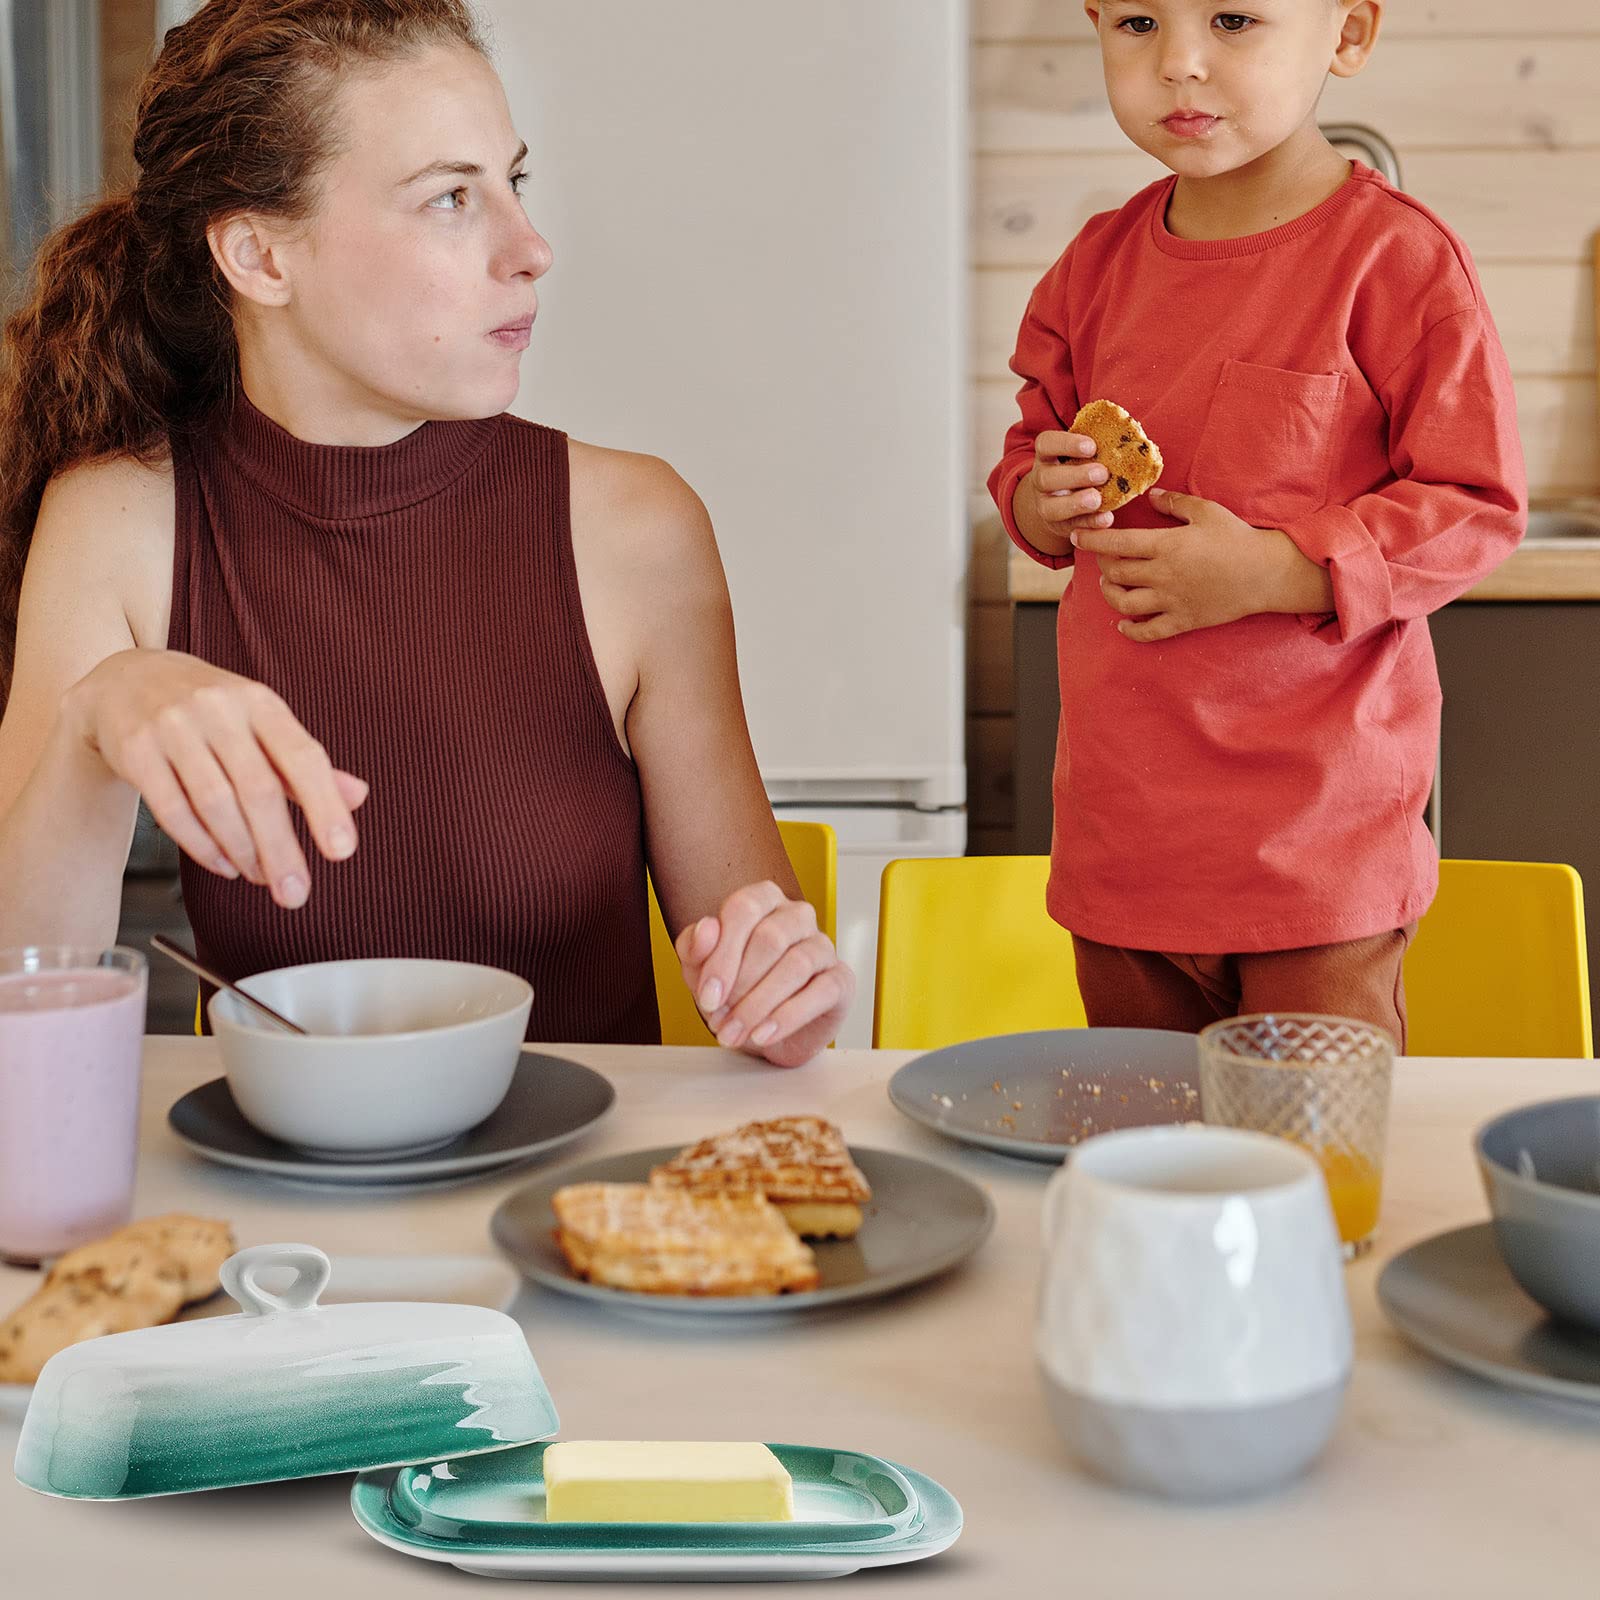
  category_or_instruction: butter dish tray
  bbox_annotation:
[350,1440,964,1581]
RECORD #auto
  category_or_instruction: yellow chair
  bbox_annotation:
[650,819,837,1046]
[1405,859,1591,1059]
[873,854,1593,1060]
[872,855,1085,1050]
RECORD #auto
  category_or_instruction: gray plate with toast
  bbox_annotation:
[491,1144,994,1319]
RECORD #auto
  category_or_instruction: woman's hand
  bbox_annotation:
[1072,487,1335,641]
[674,880,855,1068]
[60,649,369,908]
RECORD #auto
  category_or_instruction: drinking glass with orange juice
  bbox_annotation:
[1197,1015,1395,1260]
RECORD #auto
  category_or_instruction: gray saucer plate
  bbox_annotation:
[167,1053,614,1186]
[888,1028,1201,1163]
[1377,1222,1600,1409]
[258,1161,534,1196]
[492,1144,994,1318]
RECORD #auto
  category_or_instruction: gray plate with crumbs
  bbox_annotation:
[888,1028,1201,1164]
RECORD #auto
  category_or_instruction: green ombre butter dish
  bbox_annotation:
[13,1243,558,1500]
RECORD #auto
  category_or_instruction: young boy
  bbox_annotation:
[988,0,1525,1049]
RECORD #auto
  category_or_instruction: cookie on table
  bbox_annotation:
[112,1213,236,1302]
[44,1235,186,1301]
[0,1267,187,1384]
[47,1213,236,1304]
[1068,399,1164,511]
[0,1213,237,1385]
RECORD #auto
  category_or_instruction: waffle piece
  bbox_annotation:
[772,1202,867,1240]
[649,1116,872,1239]
[551,1182,820,1297]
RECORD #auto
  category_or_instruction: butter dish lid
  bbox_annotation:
[14,1243,558,1500]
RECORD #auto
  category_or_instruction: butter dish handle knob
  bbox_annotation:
[221,1243,333,1317]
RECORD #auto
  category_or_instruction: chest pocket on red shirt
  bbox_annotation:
[1188,359,1347,526]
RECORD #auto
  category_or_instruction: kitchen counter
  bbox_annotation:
[1007,502,1600,603]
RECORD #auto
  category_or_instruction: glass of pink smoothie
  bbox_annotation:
[0,947,148,1265]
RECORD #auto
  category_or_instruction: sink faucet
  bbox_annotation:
[1320,123,1403,189]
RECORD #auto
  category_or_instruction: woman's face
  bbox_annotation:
[266,43,552,421]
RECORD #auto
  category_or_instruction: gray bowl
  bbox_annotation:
[1475,1095,1600,1332]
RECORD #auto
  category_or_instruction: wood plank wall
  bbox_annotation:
[968,0,1600,853]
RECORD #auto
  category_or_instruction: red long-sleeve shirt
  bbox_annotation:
[990,162,1526,952]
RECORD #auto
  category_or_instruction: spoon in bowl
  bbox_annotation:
[148,935,308,1036]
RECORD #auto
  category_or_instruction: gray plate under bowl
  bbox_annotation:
[1377,1222,1600,1408]
[168,1053,614,1186]
[888,1029,1201,1163]
[491,1145,995,1318]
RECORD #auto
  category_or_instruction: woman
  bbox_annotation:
[0,0,852,1067]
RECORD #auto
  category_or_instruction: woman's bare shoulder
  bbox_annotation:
[565,437,718,576]
[34,452,176,648]
[40,450,174,518]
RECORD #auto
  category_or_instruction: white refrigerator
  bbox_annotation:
[488,1,969,1045]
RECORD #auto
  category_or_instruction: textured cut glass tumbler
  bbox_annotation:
[1197,1015,1396,1260]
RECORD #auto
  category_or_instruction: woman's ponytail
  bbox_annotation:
[0,189,201,698]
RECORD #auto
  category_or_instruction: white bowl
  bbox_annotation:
[208,959,533,1158]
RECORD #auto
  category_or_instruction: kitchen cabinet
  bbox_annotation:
[1430,600,1600,1045]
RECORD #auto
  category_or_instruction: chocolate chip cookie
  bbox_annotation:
[1068,399,1164,512]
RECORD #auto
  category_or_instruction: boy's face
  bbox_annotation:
[1084,2,1366,180]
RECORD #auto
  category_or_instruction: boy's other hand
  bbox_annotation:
[1072,487,1335,642]
[1025,431,1116,534]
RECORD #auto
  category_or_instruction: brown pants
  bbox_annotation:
[1072,925,1415,1053]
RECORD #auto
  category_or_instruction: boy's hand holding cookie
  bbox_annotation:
[1015,431,1118,555]
[1013,402,1165,557]
[1074,487,1336,643]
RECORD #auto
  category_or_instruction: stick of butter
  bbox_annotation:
[543,1441,795,1523]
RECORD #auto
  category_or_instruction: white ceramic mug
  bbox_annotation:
[1036,1124,1352,1501]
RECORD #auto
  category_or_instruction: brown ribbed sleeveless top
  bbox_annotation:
[167,392,660,1045]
